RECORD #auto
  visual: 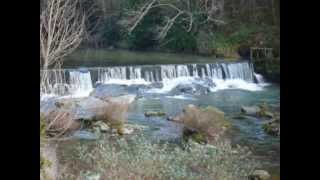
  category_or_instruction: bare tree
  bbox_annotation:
[40,0,86,86]
[123,0,226,41]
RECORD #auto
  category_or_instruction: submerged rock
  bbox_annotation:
[170,84,210,96]
[241,104,274,119]
[249,170,271,180]
[93,121,110,133]
[144,111,166,117]
[241,106,261,116]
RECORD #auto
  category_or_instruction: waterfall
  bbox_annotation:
[253,73,265,84]
[40,61,264,98]
[69,70,93,97]
[40,68,93,100]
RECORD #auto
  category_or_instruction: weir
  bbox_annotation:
[40,61,262,98]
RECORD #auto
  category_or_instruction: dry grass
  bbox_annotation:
[59,134,258,180]
[179,105,230,141]
[45,110,80,138]
[95,102,130,135]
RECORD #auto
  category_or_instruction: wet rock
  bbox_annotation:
[174,104,230,143]
[249,170,271,180]
[93,121,110,133]
[144,111,166,117]
[170,83,210,96]
[123,128,134,134]
[41,95,136,126]
[241,103,276,119]
[241,106,260,116]
[262,117,280,136]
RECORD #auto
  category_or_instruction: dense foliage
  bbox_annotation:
[54,0,277,58]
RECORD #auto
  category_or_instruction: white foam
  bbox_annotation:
[147,77,267,94]
[210,79,266,92]
[165,95,195,100]
[101,79,151,85]
[147,77,196,93]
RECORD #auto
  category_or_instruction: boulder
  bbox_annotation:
[249,170,271,180]
[92,121,110,133]
[41,95,136,122]
[241,106,261,116]
[262,117,280,136]
[174,104,230,142]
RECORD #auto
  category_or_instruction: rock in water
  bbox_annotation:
[249,170,271,180]
[144,111,166,117]
[241,106,261,116]
[93,121,110,132]
[122,128,134,134]
[262,118,280,136]
[174,104,230,142]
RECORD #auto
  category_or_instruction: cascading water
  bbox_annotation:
[40,61,267,100]
[69,70,93,97]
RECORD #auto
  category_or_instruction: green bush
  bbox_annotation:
[126,9,161,50]
[196,31,214,56]
[102,16,122,47]
[164,22,197,53]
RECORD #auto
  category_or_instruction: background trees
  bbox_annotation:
[40,0,280,58]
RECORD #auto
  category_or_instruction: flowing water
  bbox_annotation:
[41,61,280,175]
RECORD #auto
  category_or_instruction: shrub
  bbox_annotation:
[101,15,122,47]
[196,30,215,56]
[164,22,197,53]
[178,105,231,142]
[60,134,258,179]
[126,8,161,50]
[45,110,80,137]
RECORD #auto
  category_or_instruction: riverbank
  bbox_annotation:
[63,49,239,68]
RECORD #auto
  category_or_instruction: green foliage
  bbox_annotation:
[102,16,122,47]
[126,9,161,50]
[40,113,47,143]
[164,22,197,53]
[254,58,280,83]
[40,155,52,170]
[196,31,214,56]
